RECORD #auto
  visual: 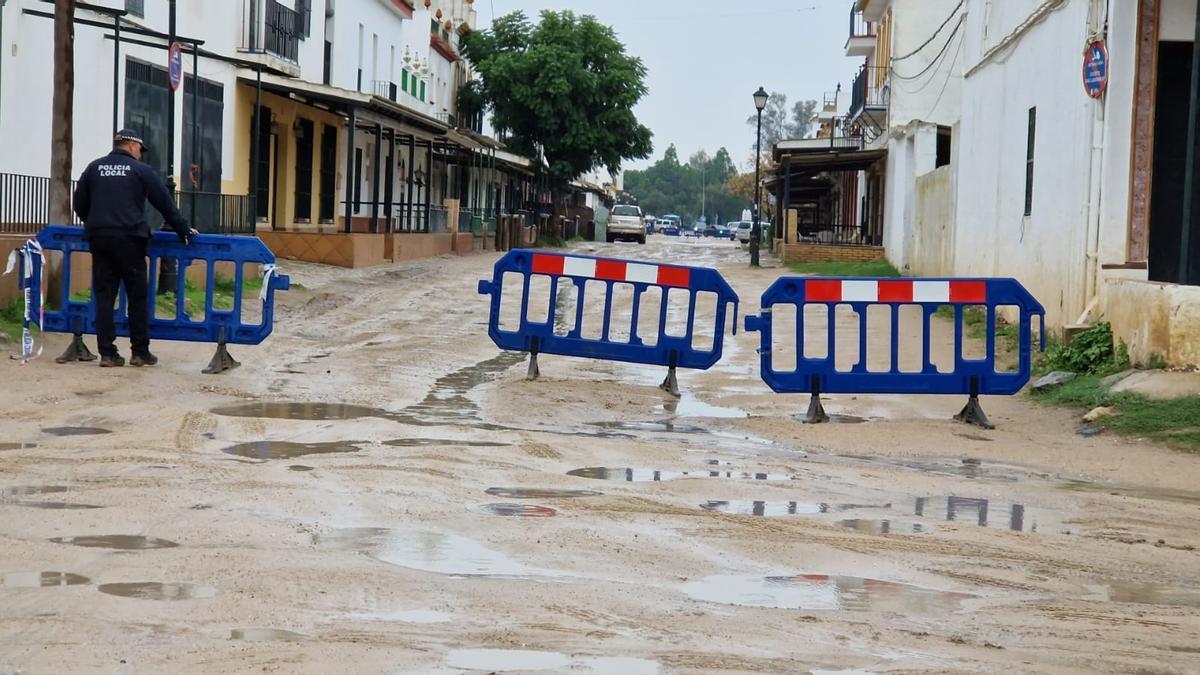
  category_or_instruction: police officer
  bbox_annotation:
[73,129,196,367]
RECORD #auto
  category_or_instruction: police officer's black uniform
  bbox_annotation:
[73,129,191,366]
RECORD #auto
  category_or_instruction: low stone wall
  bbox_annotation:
[1104,278,1200,368]
[779,242,887,264]
[258,231,388,268]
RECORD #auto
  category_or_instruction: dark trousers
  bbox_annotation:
[90,236,150,357]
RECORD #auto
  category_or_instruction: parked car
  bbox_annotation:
[607,204,646,244]
[684,224,704,238]
[659,214,682,236]
[734,221,754,243]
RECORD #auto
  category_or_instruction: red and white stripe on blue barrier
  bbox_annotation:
[744,276,1045,428]
[530,253,692,288]
[479,249,739,392]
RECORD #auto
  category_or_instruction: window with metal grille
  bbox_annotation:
[125,0,144,18]
[319,124,337,222]
[1024,107,1036,217]
[294,118,314,221]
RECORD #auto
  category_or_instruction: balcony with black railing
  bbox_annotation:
[373,80,400,102]
[242,0,301,64]
[848,65,888,124]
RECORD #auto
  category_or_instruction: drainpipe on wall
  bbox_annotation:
[1079,0,1110,325]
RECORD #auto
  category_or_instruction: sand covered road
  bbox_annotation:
[1,235,1197,673]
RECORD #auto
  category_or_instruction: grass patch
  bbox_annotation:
[933,305,1019,353]
[1030,375,1200,452]
[786,260,901,277]
[536,235,566,248]
[0,300,26,342]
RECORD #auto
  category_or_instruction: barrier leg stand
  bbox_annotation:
[659,353,680,397]
[202,328,241,375]
[55,320,97,364]
[954,377,994,430]
[803,376,830,424]
[526,339,541,381]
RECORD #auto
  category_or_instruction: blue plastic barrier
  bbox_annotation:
[18,225,290,373]
[744,277,1045,428]
[478,249,739,394]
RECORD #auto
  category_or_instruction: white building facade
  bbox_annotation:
[954,0,1200,365]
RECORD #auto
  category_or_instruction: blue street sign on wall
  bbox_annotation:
[168,42,184,92]
[1082,40,1108,99]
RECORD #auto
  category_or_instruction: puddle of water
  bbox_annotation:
[683,574,973,612]
[568,467,795,482]
[210,401,384,420]
[826,414,869,424]
[701,500,829,516]
[1083,582,1200,607]
[914,497,1055,533]
[98,582,216,600]
[221,440,361,460]
[212,354,525,432]
[42,426,111,436]
[1059,479,1200,506]
[590,421,711,434]
[316,529,552,578]
[9,501,103,510]
[49,535,179,550]
[385,438,511,447]
[892,458,1029,482]
[0,443,37,451]
[446,649,572,672]
[289,465,315,472]
[485,488,603,499]
[840,519,927,534]
[472,503,557,517]
[1,486,69,498]
[1,571,91,588]
[230,628,308,641]
[662,396,747,419]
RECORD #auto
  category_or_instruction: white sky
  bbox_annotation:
[479,0,861,170]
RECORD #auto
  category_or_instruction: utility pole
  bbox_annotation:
[49,0,76,224]
[166,0,177,192]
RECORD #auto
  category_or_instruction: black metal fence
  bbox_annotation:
[796,223,881,247]
[1,172,255,235]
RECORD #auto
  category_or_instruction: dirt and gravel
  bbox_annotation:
[1,236,1198,674]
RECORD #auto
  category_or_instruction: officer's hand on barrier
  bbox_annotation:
[180,228,199,246]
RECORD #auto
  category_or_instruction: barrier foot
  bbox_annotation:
[803,393,830,424]
[55,333,97,364]
[954,395,994,430]
[526,351,540,381]
[202,340,240,375]
[659,366,680,397]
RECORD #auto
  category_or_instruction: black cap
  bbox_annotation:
[114,128,149,151]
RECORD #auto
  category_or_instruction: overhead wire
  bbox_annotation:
[891,0,965,62]
[889,14,966,81]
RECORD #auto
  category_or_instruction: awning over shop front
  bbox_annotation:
[236,72,450,137]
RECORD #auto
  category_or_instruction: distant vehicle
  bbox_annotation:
[734,221,754,243]
[684,224,704,238]
[706,223,729,238]
[659,214,682,236]
[607,204,646,244]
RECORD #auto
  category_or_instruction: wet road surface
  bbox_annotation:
[1,235,1198,672]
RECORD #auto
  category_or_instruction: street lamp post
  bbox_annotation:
[750,87,769,267]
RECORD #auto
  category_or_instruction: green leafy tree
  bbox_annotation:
[746,92,818,151]
[463,11,653,230]
[624,145,749,225]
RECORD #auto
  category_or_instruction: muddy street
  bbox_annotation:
[1,236,1199,673]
